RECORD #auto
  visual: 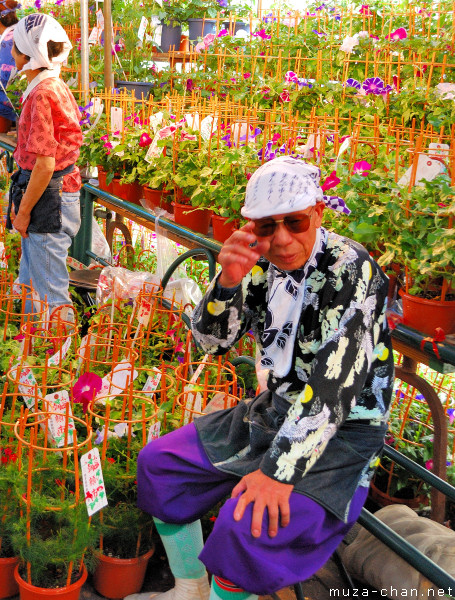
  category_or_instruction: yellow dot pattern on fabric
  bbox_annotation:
[207,301,224,316]
[251,265,264,277]
[303,385,313,403]
[371,457,380,468]
[368,262,372,279]
[378,347,389,361]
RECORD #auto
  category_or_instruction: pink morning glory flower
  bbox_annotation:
[321,171,341,191]
[253,29,271,40]
[285,71,298,84]
[279,90,290,102]
[353,160,372,176]
[73,372,103,414]
[385,28,407,41]
[139,132,153,147]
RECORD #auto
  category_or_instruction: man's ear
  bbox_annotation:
[314,201,325,227]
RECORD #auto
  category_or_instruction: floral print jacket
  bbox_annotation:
[191,230,394,504]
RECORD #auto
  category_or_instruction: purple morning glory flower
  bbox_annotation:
[34,0,41,8]
[222,133,232,148]
[312,29,327,36]
[448,408,455,425]
[381,84,394,94]
[218,0,228,6]
[345,78,361,90]
[362,77,385,95]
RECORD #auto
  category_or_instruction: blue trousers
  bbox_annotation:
[18,191,80,313]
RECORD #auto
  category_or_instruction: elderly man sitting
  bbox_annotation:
[126,157,394,600]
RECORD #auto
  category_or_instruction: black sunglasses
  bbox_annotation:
[251,208,315,238]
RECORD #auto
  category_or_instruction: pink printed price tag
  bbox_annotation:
[10,363,42,409]
[44,391,76,448]
[137,300,152,326]
[147,421,161,443]
[81,448,108,517]
[142,368,162,395]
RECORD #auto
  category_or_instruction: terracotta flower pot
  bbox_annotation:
[93,548,155,600]
[211,215,239,243]
[399,289,455,335]
[0,116,13,133]
[173,201,212,235]
[112,179,143,206]
[369,480,428,510]
[142,186,173,214]
[14,563,87,600]
[0,556,19,598]
[97,166,115,194]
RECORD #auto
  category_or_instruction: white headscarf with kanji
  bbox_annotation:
[13,13,71,72]
[241,156,350,219]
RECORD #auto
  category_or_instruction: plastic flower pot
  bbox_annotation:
[187,18,217,42]
[399,289,455,336]
[0,556,19,598]
[93,548,155,600]
[14,563,87,600]
[160,21,182,52]
[142,186,173,214]
[0,116,13,133]
[97,166,115,194]
[173,201,212,235]
[223,21,250,35]
[211,214,238,243]
[112,179,143,206]
[115,81,153,101]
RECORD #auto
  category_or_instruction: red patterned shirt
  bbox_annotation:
[14,77,83,193]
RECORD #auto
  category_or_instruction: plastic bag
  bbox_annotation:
[96,265,161,305]
[163,278,202,310]
[96,265,202,314]
[155,211,187,281]
[91,217,112,264]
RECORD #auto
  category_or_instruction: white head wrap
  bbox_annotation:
[13,13,71,72]
[242,156,350,219]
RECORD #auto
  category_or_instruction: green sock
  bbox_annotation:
[153,517,206,579]
[210,576,258,600]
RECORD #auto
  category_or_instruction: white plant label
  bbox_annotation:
[96,9,104,28]
[200,115,218,140]
[144,131,162,162]
[149,111,164,133]
[0,241,7,269]
[184,112,200,130]
[138,16,148,41]
[182,355,208,425]
[98,360,138,400]
[81,448,108,516]
[398,155,447,187]
[110,107,123,134]
[89,26,103,45]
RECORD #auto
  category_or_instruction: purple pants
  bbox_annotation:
[137,423,368,595]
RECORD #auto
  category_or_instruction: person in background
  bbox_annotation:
[7,12,83,317]
[127,156,394,600]
[0,0,20,130]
